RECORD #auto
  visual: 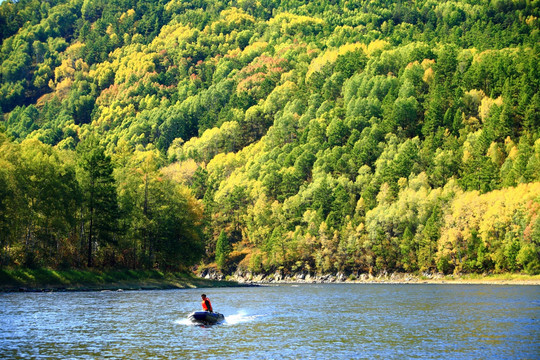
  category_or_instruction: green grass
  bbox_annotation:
[417,272,540,283]
[0,268,240,292]
[450,273,540,282]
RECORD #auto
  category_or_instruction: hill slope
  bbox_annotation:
[0,0,539,275]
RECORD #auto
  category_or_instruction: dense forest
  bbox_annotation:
[0,0,539,275]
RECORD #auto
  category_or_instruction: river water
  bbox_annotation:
[1,283,539,359]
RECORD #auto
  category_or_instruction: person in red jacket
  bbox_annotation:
[201,294,213,313]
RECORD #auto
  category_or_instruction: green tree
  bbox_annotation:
[215,230,231,270]
[150,179,204,269]
[78,141,119,267]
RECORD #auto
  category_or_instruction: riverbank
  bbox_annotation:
[2,269,538,292]
[225,270,540,285]
[0,268,243,292]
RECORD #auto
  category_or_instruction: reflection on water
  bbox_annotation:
[1,284,538,359]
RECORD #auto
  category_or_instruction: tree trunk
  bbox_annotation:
[87,213,93,267]
[87,177,95,268]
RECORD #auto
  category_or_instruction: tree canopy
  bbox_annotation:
[0,0,538,274]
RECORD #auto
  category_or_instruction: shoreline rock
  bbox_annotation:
[222,270,540,285]
[223,270,440,284]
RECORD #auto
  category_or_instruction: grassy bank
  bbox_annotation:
[427,273,540,284]
[0,268,241,292]
[355,273,540,285]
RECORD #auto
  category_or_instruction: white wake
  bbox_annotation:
[174,318,193,325]
[174,310,261,326]
[223,311,260,325]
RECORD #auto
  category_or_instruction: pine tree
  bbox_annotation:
[79,141,119,267]
[215,230,231,270]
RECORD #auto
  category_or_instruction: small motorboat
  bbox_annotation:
[188,311,225,325]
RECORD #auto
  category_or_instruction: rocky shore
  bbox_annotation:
[200,269,540,285]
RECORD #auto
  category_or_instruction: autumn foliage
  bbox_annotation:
[0,0,538,274]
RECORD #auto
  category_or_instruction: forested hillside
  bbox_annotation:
[1,0,539,275]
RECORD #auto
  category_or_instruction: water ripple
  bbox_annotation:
[1,284,539,359]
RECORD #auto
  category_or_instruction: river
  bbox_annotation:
[1,284,539,359]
